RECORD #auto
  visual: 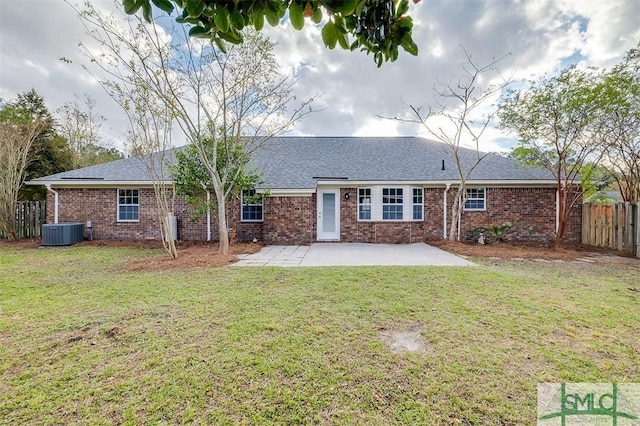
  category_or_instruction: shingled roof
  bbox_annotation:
[28,137,555,189]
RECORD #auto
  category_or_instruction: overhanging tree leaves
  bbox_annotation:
[123,0,419,67]
[499,67,607,249]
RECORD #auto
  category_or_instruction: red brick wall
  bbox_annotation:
[46,185,581,244]
[46,188,208,241]
[339,188,433,243]
[262,195,316,245]
[228,198,264,243]
[457,187,581,243]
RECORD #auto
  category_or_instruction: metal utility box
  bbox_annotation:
[42,223,85,246]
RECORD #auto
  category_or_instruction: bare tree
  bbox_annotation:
[57,94,105,168]
[0,113,46,240]
[600,45,640,203]
[385,48,510,240]
[121,86,178,258]
[68,2,312,254]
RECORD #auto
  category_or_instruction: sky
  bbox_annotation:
[0,0,638,154]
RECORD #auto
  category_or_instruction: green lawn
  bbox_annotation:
[1,246,638,425]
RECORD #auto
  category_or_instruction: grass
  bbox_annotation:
[0,246,639,425]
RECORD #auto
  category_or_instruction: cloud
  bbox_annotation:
[1,0,638,154]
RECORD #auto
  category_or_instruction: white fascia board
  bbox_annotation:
[464,180,560,187]
[25,180,172,187]
[317,179,559,187]
[317,180,455,186]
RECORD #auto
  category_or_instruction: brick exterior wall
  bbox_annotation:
[458,187,555,243]
[46,188,209,241]
[456,187,582,243]
[339,188,434,243]
[46,185,582,244]
[262,195,316,245]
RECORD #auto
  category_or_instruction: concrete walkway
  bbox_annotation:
[233,243,476,267]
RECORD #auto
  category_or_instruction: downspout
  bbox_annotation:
[443,183,451,239]
[206,190,211,242]
[555,188,560,235]
[45,184,59,224]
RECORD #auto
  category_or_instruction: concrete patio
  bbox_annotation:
[233,243,476,267]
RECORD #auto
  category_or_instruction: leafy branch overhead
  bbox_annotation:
[123,0,419,67]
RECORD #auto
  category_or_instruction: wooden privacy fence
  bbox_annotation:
[0,201,46,239]
[582,202,639,257]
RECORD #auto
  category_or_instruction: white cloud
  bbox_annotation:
[1,0,638,154]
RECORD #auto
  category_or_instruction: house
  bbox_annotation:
[27,136,582,244]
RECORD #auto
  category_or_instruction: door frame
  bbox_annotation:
[317,188,340,241]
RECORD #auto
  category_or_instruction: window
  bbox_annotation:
[382,188,403,220]
[117,189,139,222]
[241,189,263,222]
[412,188,423,220]
[358,188,371,220]
[464,188,486,210]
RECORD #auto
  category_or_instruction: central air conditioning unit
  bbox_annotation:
[42,223,85,246]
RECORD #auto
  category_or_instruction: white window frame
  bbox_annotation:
[241,189,264,222]
[464,188,486,211]
[382,188,403,221]
[412,188,424,221]
[358,188,372,221]
[117,188,140,222]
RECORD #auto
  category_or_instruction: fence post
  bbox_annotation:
[582,203,590,245]
[629,201,640,257]
[615,203,623,251]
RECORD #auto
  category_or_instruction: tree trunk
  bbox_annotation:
[448,186,462,241]
[554,186,567,249]
[0,204,19,241]
[216,192,229,255]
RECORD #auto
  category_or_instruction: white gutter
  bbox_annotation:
[443,183,451,239]
[206,190,211,242]
[25,180,174,188]
[45,184,59,224]
[317,179,558,187]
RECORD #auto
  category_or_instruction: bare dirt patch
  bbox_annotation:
[379,322,430,354]
[0,238,41,248]
[428,239,635,262]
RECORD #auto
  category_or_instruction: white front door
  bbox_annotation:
[317,189,340,240]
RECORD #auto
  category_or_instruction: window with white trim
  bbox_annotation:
[241,189,263,222]
[464,188,486,210]
[358,188,372,220]
[117,189,139,222]
[382,188,403,220]
[412,188,423,220]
